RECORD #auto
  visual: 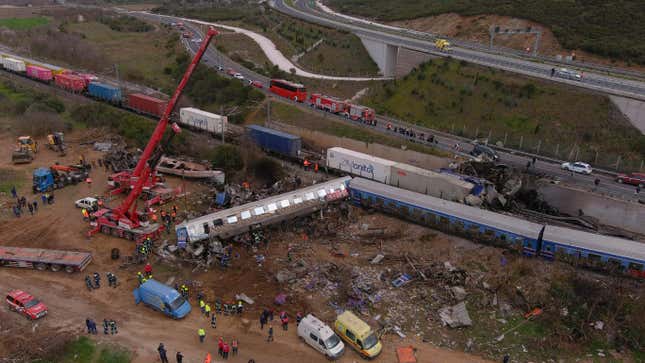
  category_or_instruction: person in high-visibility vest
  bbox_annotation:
[314,163,319,173]
[200,300,206,314]
[198,328,206,343]
[203,353,211,363]
[151,213,158,223]
[205,303,211,317]
[303,159,311,169]
[81,208,89,221]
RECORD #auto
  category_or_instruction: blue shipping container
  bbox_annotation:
[87,82,122,103]
[246,125,301,158]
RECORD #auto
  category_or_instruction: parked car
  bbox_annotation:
[226,69,236,76]
[616,172,645,187]
[6,290,48,320]
[216,65,224,71]
[75,197,98,211]
[554,68,582,81]
[561,161,592,175]
[297,314,345,359]
[470,143,499,161]
[248,79,263,88]
[233,73,245,80]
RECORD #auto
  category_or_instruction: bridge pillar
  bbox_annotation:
[359,35,399,77]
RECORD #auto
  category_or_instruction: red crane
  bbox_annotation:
[89,27,219,242]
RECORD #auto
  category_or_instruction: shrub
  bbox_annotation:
[210,145,244,174]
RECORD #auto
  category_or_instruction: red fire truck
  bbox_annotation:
[343,103,376,123]
[269,79,307,102]
[309,93,346,114]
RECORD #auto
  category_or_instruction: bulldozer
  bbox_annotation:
[435,39,451,52]
[11,136,38,164]
[47,132,66,156]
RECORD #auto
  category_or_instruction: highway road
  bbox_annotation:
[147,17,642,205]
[273,0,645,101]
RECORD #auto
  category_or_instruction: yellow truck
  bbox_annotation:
[334,311,382,359]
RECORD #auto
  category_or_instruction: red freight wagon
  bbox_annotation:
[25,65,53,82]
[309,93,345,113]
[54,73,86,92]
[127,93,168,118]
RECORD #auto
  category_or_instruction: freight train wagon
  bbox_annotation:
[127,93,168,118]
[179,107,228,134]
[347,178,645,278]
[246,125,302,159]
[87,82,122,104]
[54,73,87,92]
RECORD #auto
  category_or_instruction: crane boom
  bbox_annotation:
[116,26,219,218]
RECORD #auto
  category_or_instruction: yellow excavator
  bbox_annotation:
[47,132,66,156]
[435,39,451,52]
[12,136,38,164]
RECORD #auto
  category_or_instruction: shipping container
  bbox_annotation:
[326,147,394,184]
[128,93,168,118]
[390,163,474,202]
[87,82,122,103]
[247,125,301,159]
[54,73,86,92]
[309,93,345,113]
[2,57,26,73]
[179,107,228,134]
[26,65,54,82]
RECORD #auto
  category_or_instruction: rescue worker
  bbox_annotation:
[109,319,118,334]
[200,299,206,314]
[281,313,289,331]
[182,284,189,298]
[231,338,238,356]
[32,200,38,212]
[137,272,144,285]
[86,318,92,334]
[296,312,303,325]
[171,211,177,222]
[144,263,153,277]
[260,312,267,329]
[103,319,109,334]
[314,163,319,173]
[237,300,243,315]
[222,342,230,359]
[89,319,97,334]
[151,213,158,223]
[81,208,89,221]
[27,202,33,216]
[205,303,211,317]
[303,159,311,170]
[158,343,169,363]
[85,275,94,291]
[175,351,183,363]
[198,328,206,343]
[215,299,222,314]
[172,205,178,215]
[93,272,101,288]
[218,337,224,356]
[267,326,274,342]
[211,314,217,328]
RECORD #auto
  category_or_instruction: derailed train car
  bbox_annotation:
[347,177,645,278]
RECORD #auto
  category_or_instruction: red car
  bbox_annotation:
[226,69,237,76]
[250,80,264,88]
[6,290,48,320]
[616,173,645,187]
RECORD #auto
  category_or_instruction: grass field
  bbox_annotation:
[365,59,645,170]
[249,100,447,157]
[68,21,179,90]
[154,3,379,76]
[34,337,130,363]
[0,17,49,30]
[327,0,645,65]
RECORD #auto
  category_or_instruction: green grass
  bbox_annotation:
[327,0,645,65]
[0,17,49,30]
[154,3,379,76]
[34,336,131,363]
[68,21,179,90]
[0,168,25,194]
[365,59,645,171]
[251,100,448,157]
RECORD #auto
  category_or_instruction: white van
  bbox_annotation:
[297,314,345,359]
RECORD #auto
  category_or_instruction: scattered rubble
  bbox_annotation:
[438,302,472,328]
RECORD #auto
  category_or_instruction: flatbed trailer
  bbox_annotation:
[0,246,92,273]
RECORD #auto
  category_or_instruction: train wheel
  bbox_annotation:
[50,264,61,272]
[35,263,47,271]
[65,266,75,274]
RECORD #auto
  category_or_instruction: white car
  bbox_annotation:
[233,73,245,80]
[75,197,98,210]
[561,161,592,175]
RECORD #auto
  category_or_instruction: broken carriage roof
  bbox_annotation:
[348,178,645,263]
[175,176,352,241]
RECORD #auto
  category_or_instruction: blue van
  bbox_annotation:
[133,279,191,319]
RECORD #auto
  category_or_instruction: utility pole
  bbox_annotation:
[266,98,271,127]
[114,64,121,91]
[220,106,225,144]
